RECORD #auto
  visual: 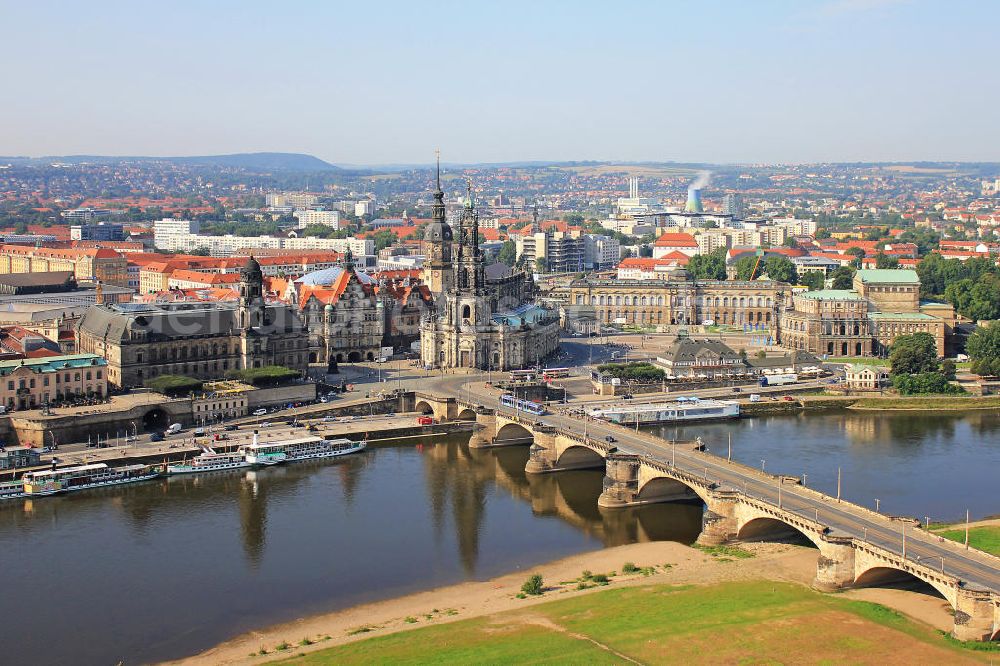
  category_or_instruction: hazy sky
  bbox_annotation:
[2,0,997,164]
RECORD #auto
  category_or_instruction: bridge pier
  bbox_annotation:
[812,535,856,592]
[467,415,497,449]
[597,454,640,508]
[696,493,739,546]
[953,588,996,642]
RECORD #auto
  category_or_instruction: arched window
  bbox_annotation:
[657,296,664,306]
[462,304,471,319]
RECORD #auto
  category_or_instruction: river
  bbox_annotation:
[1,409,998,664]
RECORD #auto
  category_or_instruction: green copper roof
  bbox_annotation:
[855,269,919,284]
[867,312,937,321]
[799,289,864,301]
[0,353,107,376]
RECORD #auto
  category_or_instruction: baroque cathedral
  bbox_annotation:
[419,165,560,370]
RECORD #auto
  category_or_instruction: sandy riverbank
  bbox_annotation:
[168,540,955,666]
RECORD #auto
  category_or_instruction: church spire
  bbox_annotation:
[431,149,446,224]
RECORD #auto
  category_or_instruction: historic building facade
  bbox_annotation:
[419,173,560,371]
[779,269,949,357]
[77,257,310,387]
[780,290,872,357]
[562,269,787,329]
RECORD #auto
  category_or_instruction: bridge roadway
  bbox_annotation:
[429,373,1000,598]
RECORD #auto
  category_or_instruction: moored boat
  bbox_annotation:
[21,463,160,497]
[166,447,250,475]
[240,434,366,466]
[0,479,25,500]
[283,437,366,462]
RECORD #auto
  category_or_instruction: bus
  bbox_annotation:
[500,393,546,415]
[509,369,537,382]
[541,367,570,380]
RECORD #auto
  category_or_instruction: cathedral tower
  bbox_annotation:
[421,152,454,296]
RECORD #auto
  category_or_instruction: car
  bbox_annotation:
[782,395,794,401]
[193,428,206,436]
[605,435,617,443]
[731,387,742,393]
[260,421,272,427]
[318,397,329,403]
[252,408,267,417]
[224,424,239,431]
[150,432,164,442]
[386,412,395,417]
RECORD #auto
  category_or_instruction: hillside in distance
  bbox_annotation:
[0,152,340,172]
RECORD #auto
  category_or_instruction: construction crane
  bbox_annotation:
[748,249,766,280]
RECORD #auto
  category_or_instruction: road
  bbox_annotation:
[426,370,1000,596]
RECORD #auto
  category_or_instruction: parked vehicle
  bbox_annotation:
[223,424,239,431]
[252,408,267,417]
[417,416,434,425]
[193,428,206,437]
[605,435,617,443]
[167,423,183,434]
[150,432,165,442]
[750,394,761,403]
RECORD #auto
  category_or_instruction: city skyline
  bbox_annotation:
[3,0,999,164]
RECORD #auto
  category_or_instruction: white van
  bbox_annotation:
[167,423,183,434]
[750,394,761,403]
[252,408,267,417]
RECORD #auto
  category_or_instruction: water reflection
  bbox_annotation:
[648,409,1000,520]
[3,409,992,666]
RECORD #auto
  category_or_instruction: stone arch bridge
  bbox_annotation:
[409,391,1000,642]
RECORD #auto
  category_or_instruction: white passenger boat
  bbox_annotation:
[283,437,366,462]
[21,463,160,497]
[0,479,25,500]
[587,398,740,425]
[240,434,365,466]
[166,447,250,475]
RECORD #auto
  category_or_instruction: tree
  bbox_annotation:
[798,271,824,291]
[763,256,796,284]
[830,265,855,290]
[815,228,831,239]
[371,229,398,252]
[521,574,544,596]
[897,227,941,256]
[638,245,653,258]
[892,372,963,396]
[874,253,899,269]
[889,333,939,376]
[535,257,547,273]
[967,324,1000,377]
[733,255,757,281]
[497,239,517,266]
[940,359,957,381]
[846,247,866,268]
[782,237,799,248]
[562,213,584,225]
[686,248,727,280]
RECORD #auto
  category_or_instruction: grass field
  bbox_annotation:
[937,526,1000,556]
[271,581,990,664]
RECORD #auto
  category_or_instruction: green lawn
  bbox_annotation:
[827,356,891,367]
[271,581,989,665]
[937,526,1000,556]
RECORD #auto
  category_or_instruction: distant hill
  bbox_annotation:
[0,152,340,172]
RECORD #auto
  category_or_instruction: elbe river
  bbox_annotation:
[1,409,997,664]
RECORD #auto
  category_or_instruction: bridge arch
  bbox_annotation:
[852,565,952,605]
[456,408,477,421]
[555,445,605,470]
[414,400,433,415]
[736,516,822,549]
[636,476,708,505]
[495,422,534,445]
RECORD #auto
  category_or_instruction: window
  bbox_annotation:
[43,377,49,386]
[96,371,102,379]
[6,381,12,391]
